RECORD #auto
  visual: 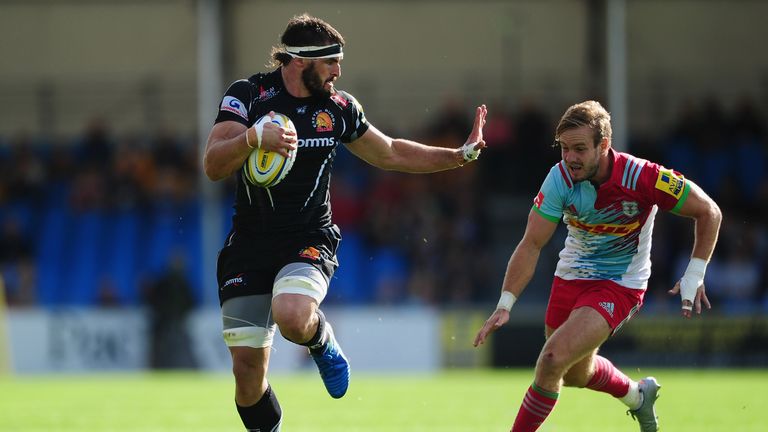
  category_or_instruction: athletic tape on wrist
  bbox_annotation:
[680,257,707,308]
[461,142,481,163]
[247,122,264,150]
[496,291,517,311]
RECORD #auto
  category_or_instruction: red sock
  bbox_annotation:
[511,384,558,432]
[585,355,630,398]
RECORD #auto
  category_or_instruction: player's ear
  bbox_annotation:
[294,57,309,69]
[600,137,610,153]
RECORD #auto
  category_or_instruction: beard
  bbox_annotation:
[302,63,332,98]
[569,155,600,182]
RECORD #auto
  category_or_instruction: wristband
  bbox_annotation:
[496,291,517,311]
[679,257,707,309]
[461,142,481,163]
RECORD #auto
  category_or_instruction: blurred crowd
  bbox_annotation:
[1,97,767,314]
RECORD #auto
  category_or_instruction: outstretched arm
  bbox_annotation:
[667,180,722,318]
[474,209,558,347]
[344,105,487,173]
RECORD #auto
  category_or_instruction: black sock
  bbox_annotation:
[236,384,282,432]
[305,309,328,353]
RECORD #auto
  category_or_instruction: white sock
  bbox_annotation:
[620,380,643,409]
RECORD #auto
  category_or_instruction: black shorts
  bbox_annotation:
[216,225,341,305]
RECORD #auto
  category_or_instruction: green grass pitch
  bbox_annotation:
[0,369,765,431]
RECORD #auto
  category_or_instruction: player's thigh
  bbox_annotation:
[545,323,599,384]
[272,262,328,311]
[540,306,611,368]
[222,294,276,348]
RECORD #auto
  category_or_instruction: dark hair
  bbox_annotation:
[555,100,612,147]
[269,13,346,67]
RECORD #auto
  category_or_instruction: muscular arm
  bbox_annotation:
[202,121,250,181]
[667,179,721,316]
[344,105,486,173]
[673,180,722,260]
[500,209,559,298]
[474,209,558,346]
[344,125,462,172]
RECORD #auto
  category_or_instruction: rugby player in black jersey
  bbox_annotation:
[203,13,487,431]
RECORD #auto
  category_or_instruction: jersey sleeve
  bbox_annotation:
[636,160,690,212]
[332,91,370,143]
[531,164,569,223]
[214,79,254,126]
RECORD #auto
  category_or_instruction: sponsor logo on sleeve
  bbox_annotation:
[655,169,685,199]
[330,93,349,108]
[220,96,248,120]
[534,191,545,209]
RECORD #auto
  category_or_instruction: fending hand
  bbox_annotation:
[668,281,711,318]
[461,105,488,163]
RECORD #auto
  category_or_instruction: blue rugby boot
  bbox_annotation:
[309,323,350,398]
[628,376,661,432]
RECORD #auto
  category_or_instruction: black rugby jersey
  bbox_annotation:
[214,69,369,235]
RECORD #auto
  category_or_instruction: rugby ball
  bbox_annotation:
[242,113,297,188]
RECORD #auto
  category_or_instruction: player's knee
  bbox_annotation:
[537,349,569,373]
[272,267,327,342]
[231,351,267,382]
[272,294,314,340]
[274,311,314,342]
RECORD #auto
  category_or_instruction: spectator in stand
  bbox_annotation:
[0,216,36,306]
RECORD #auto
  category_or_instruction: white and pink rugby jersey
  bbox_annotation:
[532,149,690,289]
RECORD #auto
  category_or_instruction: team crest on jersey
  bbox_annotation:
[312,109,335,132]
[299,246,322,261]
[258,85,278,102]
[621,201,639,217]
[655,169,685,199]
[220,96,248,120]
[296,105,308,114]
